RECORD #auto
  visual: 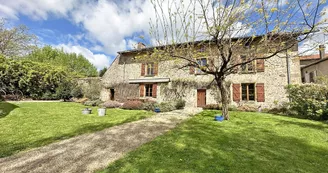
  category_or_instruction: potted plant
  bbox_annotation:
[98,107,106,116]
[82,108,92,114]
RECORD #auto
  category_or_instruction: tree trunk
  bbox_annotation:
[217,79,230,120]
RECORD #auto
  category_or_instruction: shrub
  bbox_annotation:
[142,101,157,111]
[82,81,101,100]
[228,105,238,111]
[287,84,328,120]
[157,102,176,112]
[175,99,186,109]
[122,100,143,110]
[71,85,83,98]
[101,100,122,108]
[83,99,103,107]
[237,105,258,112]
[203,104,221,110]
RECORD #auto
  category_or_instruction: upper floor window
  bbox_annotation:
[242,83,255,101]
[147,63,154,76]
[241,55,255,73]
[196,58,207,74]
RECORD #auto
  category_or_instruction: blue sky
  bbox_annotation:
[0,0,327,70]
[0,0,154,70]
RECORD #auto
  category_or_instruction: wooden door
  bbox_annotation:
[197,89,206,107]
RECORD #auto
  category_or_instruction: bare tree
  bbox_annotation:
[0,19,37,57]
[141,0,325,120]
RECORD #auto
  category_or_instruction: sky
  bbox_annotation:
[0,0,327,70]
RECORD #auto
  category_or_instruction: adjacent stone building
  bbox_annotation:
[301,45,328,83]
[101,39,301,108]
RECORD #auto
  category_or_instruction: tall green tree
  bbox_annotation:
[0,19,37,57]
[99,67,107,77]
[26,46,98,77]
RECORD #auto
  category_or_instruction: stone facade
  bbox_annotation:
[101,49,301,108]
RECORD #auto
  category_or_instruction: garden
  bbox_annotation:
[0,102,153,158]
[100,110,328,173]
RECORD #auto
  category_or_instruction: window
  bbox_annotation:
[146,63,154,76]
[242,83,255,101]
[309,71,316,83]
[241,55,255,73]
[196,58,207,74]
[145,84,153,97]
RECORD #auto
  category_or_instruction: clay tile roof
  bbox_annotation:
[300,53,328,60]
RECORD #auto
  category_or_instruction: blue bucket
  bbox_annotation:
[154,108,161,113]
[214,115,224,122]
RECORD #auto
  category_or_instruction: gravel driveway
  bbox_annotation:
[0,108,202,173]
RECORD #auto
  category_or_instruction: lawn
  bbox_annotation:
[0,101,153,158]
[101,110,328,173]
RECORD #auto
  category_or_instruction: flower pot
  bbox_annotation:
[82,108,92,115]
[214,115,224,122]
[98,108,106,116]
[154,107,161,113]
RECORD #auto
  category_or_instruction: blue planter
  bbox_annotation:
[214,115,224,122]
[154,108,161,113]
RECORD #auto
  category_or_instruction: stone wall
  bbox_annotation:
[100,51,301,108]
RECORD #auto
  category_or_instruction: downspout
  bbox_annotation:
[286,50,291,85]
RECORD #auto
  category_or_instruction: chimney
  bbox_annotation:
[137,42,146,50]
[319,45,325,59]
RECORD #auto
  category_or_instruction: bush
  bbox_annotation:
[203,104,221,110]
[237,105,258,112]
[142,101,157,111]
[122,100,143,110]
[82,81,101,100]
[157,102,176,112]
[175,99,186,109]
[101,100,122,108]
[83,99,103,107]
[71,86,83,98]
[287,84,328,120]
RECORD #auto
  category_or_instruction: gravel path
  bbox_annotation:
[0,108,202,173]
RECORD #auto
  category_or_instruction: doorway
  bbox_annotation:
[197,89,206,107]
[110,89,115,100]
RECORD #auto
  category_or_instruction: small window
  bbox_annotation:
[242,83,255,101]
[196,58,207,74]
[145,84,153,97]
[147,63,154,76]
[309,71,316,83]
[241,55,255,73]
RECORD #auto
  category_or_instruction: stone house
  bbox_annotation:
[301,45,328,83]
[100,38,301,108]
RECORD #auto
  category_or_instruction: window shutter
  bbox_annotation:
[189,66,195,74]
[256,59,265,72]
[256,83,265,102]
[141,63,145,76]
[232,56,241,73]
[232,84,241,102]
[139,84,145,97]
[152,84,157,98]
[154,63,158,76]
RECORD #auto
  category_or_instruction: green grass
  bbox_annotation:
[0,102,153,158]
[101,110,328,173]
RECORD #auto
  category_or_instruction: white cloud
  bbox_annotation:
[70,0,154,55]
[56,44,110,70]
[0,0,78,20]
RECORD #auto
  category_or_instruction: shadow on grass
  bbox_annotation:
[0,102,19,118]
[0,114,150,158]
[102,111,328,173]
